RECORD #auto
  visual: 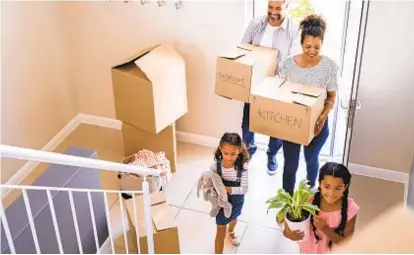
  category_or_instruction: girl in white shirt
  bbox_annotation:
[211,132,250,254]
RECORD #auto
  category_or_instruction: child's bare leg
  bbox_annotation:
[228,219,240,246]
[228,219,237,234]
[215,224,227,254]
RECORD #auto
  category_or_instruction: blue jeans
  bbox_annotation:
[282,119,330,195]
[241,103,282,157]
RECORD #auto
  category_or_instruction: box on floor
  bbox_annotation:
[121,122,177,173]
[111,44,188,135]
[215,44,278,102]
[113,192,180,254]
[249,77,325,145]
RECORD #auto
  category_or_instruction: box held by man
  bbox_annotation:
[215,44,278,103]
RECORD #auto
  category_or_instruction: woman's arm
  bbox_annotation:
[315,61,339,135]
[321,91,336,117]
[320,215,357,244]
[323,61,339,113]
[315,91,336,135]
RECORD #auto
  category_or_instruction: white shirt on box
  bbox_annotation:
[260,23,280,48]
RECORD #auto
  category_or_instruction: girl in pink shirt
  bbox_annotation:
[283,162,360,254]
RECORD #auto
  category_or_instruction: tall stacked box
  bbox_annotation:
[111,44,188,172]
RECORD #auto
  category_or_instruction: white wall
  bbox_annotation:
[61,1,250,139]
[1,2,78,182]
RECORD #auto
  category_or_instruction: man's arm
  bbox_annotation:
[241,20,254,44]
[288,31,301,59]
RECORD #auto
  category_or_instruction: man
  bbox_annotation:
[241,0,301,175]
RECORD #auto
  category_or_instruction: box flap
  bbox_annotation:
[289,84,324,97]
[219,46,251,60]
[112,44,160,69]
[124,192,177,238]
[291,93,318,107]
[238,43,256,51]
[250,76,286,99]
[149,191,166,206]
[133,43,185,85]
[151,202,177,231]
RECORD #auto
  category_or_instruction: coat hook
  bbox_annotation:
[124,0,129,3]
[158,0,165,7]
[175,0,183,9]
[140,0,147,4]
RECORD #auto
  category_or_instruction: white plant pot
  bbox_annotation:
[286,214,311,243]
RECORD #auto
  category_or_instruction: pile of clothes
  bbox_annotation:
[118,149,172,198]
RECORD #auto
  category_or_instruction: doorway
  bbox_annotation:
[251,0,364,163]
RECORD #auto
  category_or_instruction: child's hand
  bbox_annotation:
[283,222,304,241]
[313,215,327,230]
[225,186,232,194]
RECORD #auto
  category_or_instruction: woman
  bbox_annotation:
[278,14,339,195]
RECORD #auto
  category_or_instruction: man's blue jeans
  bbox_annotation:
[241,103,282,157]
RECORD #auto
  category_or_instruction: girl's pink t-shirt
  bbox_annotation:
[299,198,360,254]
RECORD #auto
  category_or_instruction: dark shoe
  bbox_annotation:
[267,155,278,175]
[248,146,257,158]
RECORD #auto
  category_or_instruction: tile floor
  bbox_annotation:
[3,124,407,254]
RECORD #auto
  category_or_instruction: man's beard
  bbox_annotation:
[268,13,281,22]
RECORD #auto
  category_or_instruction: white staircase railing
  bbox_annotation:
[0,144,161,254]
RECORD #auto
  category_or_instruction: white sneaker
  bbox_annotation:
[228,231,240,246]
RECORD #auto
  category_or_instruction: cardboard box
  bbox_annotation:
[332,204,414,253]
[122,122,177,172]
[112,44,188,134]
[215,44,278,102]
[114,192,180,254]
[249,77,325,145]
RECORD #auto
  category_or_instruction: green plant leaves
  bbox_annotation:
[276,205,289,223]
[302,202,320,216]
[266,179,320,222]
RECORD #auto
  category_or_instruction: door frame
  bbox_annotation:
[341,0,370,165]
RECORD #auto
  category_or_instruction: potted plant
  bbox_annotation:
[266,179,319,243]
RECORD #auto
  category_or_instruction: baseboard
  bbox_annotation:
[77,113,122,130]
[348,163,409,184]
[2,114,83,197]
[176,131,219,148]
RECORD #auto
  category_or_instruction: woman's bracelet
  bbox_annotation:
[325,100,334,108]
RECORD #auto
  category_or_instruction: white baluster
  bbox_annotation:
[142,180,154,254]
[131,193,141,254]
[22,189,41,254]
[103,192,115,254]
[87,191,100,253]
[68,190,83,254]
[118,193,129,254]
[46,190,64,254]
